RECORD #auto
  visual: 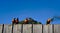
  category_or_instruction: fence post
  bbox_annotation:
[2,24,4,33]
[21,24,23,33]
[32,24,33,33]
[12,24,14,33]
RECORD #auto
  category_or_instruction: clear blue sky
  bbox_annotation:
[0,0,60,24]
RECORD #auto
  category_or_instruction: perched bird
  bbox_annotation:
[46,18,51,24]
[24,18,29,24]
[12,18,16,24]
[15,18,19,24]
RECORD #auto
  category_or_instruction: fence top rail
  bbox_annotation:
[0,24,60,25]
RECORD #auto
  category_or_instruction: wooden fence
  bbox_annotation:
[0,24,60,33]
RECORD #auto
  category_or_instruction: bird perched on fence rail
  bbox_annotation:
[46,18,51,24]
[24,18,29,24]
[46,18,54,24]
[15,18,19,24]
[12,18,16,24]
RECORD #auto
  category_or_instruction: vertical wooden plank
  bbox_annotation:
[48,25,53,33]
[33,24,42,33]
[43,25,53,33]
[23,24,32,33]
[3,24,12,33]
[0,24,2,33]
[54,25,60,33]
[43,25,48,33]
[13,24,22,33]
[12,24,14,33]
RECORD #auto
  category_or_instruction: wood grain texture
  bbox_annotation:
[0,24,2,33]
[23,24,32,33]
[3,24,12,33]
[13,24,21,33]
[33,24,42,33]
[43,25,53,33]
[54,25,60,33]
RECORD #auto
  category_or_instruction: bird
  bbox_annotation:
[12,18,16,24]
[46,18,52,24]
[46,18,54,24]
[15,18,19,24]
[24,18,29,24]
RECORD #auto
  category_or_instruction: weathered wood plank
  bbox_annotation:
[33,24,42,33]
[54,25,60,33]
[43,25,53,33]
[48,25,53,33]
[3,24,12,33]
[0,24,2,33]
[23,24,32,33]
[13,24,21,33]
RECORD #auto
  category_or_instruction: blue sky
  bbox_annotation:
[0,0,60,24]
